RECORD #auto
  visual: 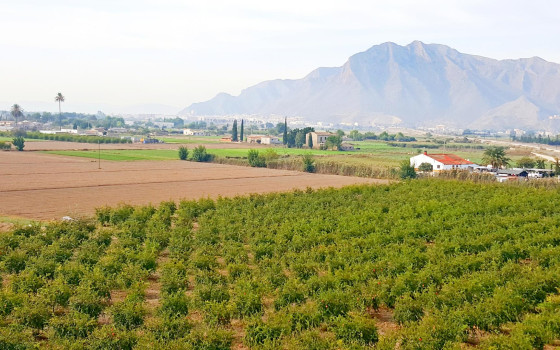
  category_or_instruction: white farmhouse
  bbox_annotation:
[410,151,476,171]
[261,136,281,145]
[183,129,206,136]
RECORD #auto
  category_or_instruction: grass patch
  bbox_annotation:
[0,215,37,226]
[159,136,221,144]
[43,150,178,161]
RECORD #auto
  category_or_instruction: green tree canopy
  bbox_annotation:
[482,146,510,168]
[232,120,238,142]
[516,157,536,169]
[418,162,433,172]
[399,160,417,179]
[11,104,23,127]
[325,135,342,151]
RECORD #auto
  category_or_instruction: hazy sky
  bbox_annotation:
[1,0,559,114]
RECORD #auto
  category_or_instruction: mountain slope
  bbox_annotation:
[180,41,560,130]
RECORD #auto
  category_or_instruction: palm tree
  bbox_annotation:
[482,146,510,168]
[55,92,65,130]
[10,104,23,128]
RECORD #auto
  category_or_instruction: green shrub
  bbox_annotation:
[203,301,233,326]
[14,296,52,332]
[317,290,350,317]
[195,284,230,303]
[302,153,315,172]
[394,295,425,324]
[111,298,146,330]
[88,325,138,350]
[289,303,323,332]
[159,292,190,317]
[245,320,284,347]
[160,260,189,294]
[185,326,233,350]
[232,290,262,317]
[11,270,45,294]
[49,311,97,339]
[248,149,266,167]
[284,329,335,350]
[330,314,378,345]
[227,263,250,279]
[418,162,433,172]
[191,145,211,162]
[2,249,27,273]
[399,160,417,179]
[39,278,72,311]
[69,286,105,318]
[0,325,35,350]
[145,315,192,342]
[178,146,188,160]
[274,279,307,310]
[12,136,24,151]
[0,291,19,316]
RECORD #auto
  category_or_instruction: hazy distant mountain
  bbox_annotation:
[180,41,560,131]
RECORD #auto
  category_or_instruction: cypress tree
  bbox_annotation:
[232,120,238,142]
[240,119,244,142]
[283,117,288,145]
[308,133,313,149]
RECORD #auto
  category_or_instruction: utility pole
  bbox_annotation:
[98,140,101,169]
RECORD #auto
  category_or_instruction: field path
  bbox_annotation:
[0,151,388,221]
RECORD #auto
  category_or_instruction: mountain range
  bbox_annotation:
[180,41,560,131]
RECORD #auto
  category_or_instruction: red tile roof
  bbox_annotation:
[426,153,474,165]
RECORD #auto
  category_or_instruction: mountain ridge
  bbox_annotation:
[180,41,560,131]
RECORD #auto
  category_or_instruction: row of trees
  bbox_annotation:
[348,130,416,142]
[512,133,560,146]
[482,146,554,170]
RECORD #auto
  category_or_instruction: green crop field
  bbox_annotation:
[43,149,179,161]
[159,136,221,144]
[42,141,541,176]
[1,180,560,349]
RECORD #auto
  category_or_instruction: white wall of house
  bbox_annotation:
[183,129,205,136]
[261,137,280,144]
[410,154,445,170]
[410,154,473,171]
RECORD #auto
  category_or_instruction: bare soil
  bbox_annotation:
[0,151,388,221]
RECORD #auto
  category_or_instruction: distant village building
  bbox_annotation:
[261,136,281,145]
[410,151,476,171]
[340,143,355,151]
[183,129,206,136]
[0,121,14,131]
[307,132,333,149]
[247,135,265,144]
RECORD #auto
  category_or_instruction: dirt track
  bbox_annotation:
[0,151,388,221]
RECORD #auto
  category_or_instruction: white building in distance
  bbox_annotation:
[410,151,476,171]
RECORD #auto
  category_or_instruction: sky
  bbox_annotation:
[1,0,559,114]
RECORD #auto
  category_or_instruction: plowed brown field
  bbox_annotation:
[1,150,388,221]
